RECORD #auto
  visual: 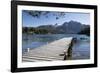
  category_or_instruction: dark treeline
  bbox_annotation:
[23,26,90,36]
[78,27,90,36]
[22,27,52,34]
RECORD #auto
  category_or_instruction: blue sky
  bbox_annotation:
[22,10,90,27]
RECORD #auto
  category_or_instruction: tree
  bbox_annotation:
[78,27,90,36]
[23,10,66,20]
[22,27,28,33]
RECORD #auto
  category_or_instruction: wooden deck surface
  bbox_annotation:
[22,37,73,62]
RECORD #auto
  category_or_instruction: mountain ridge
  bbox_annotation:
[23,20,90,35]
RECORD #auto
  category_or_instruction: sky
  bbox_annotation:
[22,10,90,27]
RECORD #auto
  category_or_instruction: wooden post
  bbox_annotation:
[27,48,30,52]
[64,50,67,60]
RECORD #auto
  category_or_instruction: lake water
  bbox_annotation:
[22,34,90,60]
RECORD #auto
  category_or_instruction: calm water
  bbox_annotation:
[22,34,90,60]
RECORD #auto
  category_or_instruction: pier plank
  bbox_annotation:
[23,37,73,62]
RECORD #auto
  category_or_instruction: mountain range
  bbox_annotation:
[36,20,90,34]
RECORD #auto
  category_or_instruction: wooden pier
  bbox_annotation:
[22,37,74,62]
